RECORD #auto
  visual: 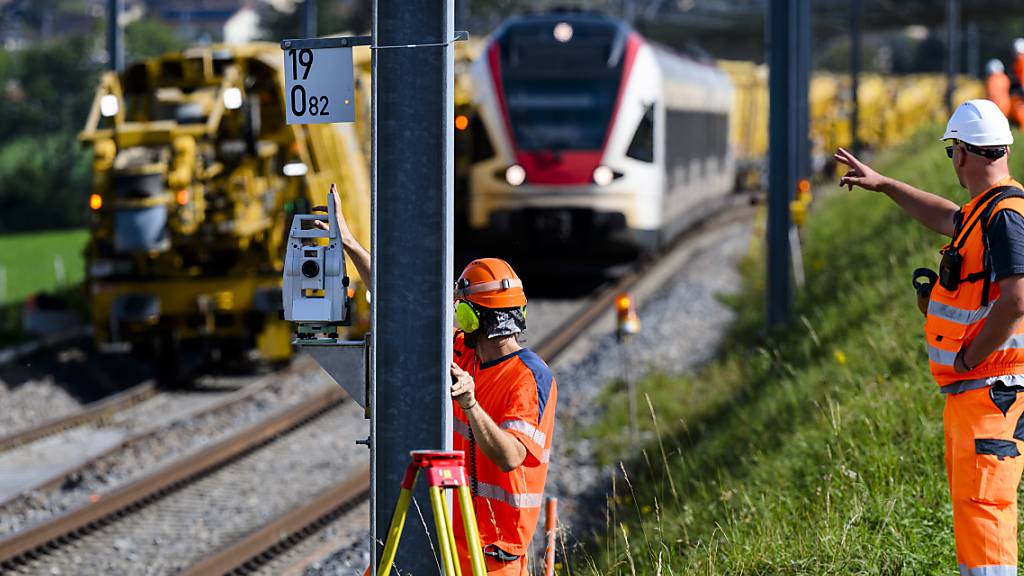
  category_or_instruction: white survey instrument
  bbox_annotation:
[283,190,350,331]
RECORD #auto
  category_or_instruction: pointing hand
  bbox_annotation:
[834,147,888,192]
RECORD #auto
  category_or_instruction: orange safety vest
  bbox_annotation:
[451,333,557,561]
[986,72,1013,116]
[1014,54,1024,87]
[926,178,1024,387]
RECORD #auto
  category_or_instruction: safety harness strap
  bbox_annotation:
[977,187,1024,305]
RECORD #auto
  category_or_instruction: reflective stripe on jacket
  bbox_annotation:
[926,178,1024,386]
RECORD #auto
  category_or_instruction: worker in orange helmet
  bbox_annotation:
[319,188,558,576]
[986,59,1012,118]
[836,100,1024,576]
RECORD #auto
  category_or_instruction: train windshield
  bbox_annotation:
[498,18,627,152]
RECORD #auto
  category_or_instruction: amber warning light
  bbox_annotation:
[615,292,640,341]
[455,114,469,131]
[89,194,103,211]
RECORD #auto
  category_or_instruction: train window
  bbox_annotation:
[470,115,495,163]
[499,18,625,152]
[626,105,655,163]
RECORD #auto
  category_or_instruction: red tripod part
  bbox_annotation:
[404,450,469,489]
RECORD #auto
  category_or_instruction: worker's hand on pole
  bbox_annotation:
[313,183,356,245]
[835,147,888,192]
[450,362,477,410]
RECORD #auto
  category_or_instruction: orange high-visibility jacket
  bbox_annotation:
[1014,54,1024,86]
[926,179,1024,386]
[451,332,557,559]
[986,72,1013,116]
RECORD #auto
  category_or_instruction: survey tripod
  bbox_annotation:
[378,450,487,576]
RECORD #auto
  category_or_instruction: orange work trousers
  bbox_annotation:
[945,383,1024,576]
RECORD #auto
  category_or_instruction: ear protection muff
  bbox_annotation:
[455,301,528,334]
[455,300,480,333]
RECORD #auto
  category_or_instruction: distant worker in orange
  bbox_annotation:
[319,190,558,575]
[836,100,1024,576]
[986,59,1012,117]
[1011,39,1024,127]
[1013,38,1024,87]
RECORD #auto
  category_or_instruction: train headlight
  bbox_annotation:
[100,94,120,118]
[505,164,526,187]
[283,162,309,177]
[553,22,573,43]
[593,165,614,186]
[223,87,243,110]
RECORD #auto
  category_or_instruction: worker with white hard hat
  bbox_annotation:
[836,100,1024,575]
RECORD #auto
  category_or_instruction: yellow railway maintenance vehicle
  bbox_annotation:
[79,42,371,383]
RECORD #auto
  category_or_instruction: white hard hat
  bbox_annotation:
[986,59,1005,75]
[1015,38,1024,55]
[941,99,1013,147]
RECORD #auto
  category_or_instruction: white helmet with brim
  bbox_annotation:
[941,99,1013,147]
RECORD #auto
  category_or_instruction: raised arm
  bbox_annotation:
[314,183,372,288]
[835,147,959,237]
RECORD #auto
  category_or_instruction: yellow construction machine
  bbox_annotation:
[79,43,371,383]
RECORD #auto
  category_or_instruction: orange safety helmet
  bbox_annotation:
[454,258,526,309]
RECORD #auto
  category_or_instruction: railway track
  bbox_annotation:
[0,384,362,574]
[0,357,324,530]
[0,380,157,454]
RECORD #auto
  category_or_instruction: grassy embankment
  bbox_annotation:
[0,229,88,344]
[0,229,87,305]
[572,128,1024,574]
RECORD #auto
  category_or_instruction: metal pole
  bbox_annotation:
[767,0,798,326]
[966,21,979,78]
[106,0,124,72]
[372,0,455,572]
[850,0,861,155]
[796,0,810,181]
[302,0,317,39]
[946,0,960,113]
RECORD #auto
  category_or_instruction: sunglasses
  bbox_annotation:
[945,145,956,159]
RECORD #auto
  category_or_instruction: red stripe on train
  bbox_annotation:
[489,32,642,186]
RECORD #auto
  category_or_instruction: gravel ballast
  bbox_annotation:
[6,401,369,575]
[0,359,338,537]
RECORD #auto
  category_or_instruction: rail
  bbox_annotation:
[0,384,346,569]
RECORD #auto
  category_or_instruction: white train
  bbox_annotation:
[466,11,735,254]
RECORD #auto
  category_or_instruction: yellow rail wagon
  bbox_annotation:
[79,43,370,383]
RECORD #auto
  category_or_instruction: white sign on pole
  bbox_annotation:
[283,46,355,125]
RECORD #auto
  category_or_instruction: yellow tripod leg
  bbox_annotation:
[444,498,463,576]
[378,484,415,576]
[456,485,488,576]
[429,486,459,576]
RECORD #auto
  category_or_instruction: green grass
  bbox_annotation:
[0,229,88,305]
[569,128,1024,575]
